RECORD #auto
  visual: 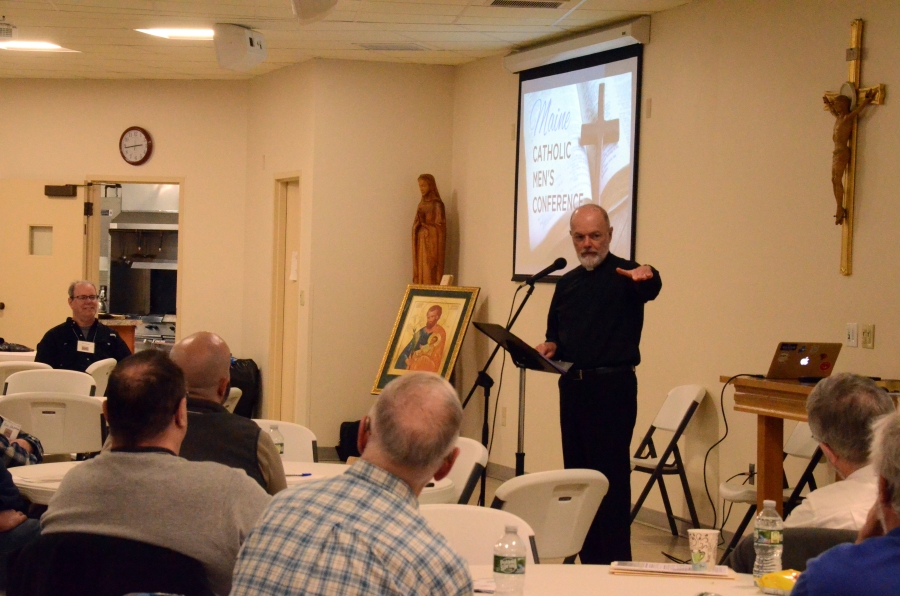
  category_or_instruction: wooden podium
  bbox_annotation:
[720,376,814,515]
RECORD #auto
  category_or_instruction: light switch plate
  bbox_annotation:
[861,324,875,349]
[846,323,858,347]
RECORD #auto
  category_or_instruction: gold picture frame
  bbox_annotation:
[372,284,480,394]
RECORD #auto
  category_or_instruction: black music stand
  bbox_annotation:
[473,322,568,476]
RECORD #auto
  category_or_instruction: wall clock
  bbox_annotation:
[119,126,153,166]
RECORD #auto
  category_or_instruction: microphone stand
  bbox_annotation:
[461,281,537,506]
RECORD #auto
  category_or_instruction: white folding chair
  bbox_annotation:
[491,469,608,562]
[85,358,117,397]
[0,362,51,392]
[253,419,318,462]
[630,384,706,535]
[3,369,96,396]
[420,504,539,565]
[448,437,489,504]
[0,392,106,455]
[718,421,822,563]
[223,387,242,413]
[0,352,37,363]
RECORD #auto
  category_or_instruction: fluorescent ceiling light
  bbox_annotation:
[136,28,214,40]
[0,41,78,52]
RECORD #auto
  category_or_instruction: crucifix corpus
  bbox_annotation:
[822,19,885,276]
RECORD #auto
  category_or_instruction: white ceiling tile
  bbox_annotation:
[0,0,686,77]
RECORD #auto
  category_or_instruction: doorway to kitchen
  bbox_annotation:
[85,179,182,354]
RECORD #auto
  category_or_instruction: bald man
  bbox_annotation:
[170,332,286,495]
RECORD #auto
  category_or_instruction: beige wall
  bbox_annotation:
[451,0,900,531]
[243,62,317,424]
[242,60,456,444]
[0,79,250,351]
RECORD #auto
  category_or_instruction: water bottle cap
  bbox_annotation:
[505,525,518,534]
[763,499,776,508]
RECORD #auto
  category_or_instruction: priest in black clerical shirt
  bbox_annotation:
[536,204,661,565]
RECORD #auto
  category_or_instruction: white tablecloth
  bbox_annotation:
[12,459,455,505]
[469,564,758,595]
[283,461,455,503]
[10,461,79,505]
[0,352,36,362]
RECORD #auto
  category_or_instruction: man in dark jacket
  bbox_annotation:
[35,281,131,372]
[170,332,286,495]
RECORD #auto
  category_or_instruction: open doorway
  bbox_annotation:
[86,180,182,353]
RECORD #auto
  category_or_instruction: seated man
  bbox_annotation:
[41,351,270,596]
[792,410,900,595]
[728,374,893,572]
[231,372,472,596]
[35,281,131,372]
[785,373,893,530]
[0,459,41,590]
[170,332,286,495]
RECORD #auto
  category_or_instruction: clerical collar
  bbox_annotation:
[110,446,177,456]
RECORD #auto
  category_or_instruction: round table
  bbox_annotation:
[282,460,454,502]
[469,564,758,595]
[10,461,79,505]
[11,459,455,505]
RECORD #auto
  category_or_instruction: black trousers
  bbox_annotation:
[559,369,637,564]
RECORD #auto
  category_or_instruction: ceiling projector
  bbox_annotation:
[291,0,339,23]
[214,24,266,71]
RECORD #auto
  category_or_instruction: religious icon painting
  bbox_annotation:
[372,284,480,394]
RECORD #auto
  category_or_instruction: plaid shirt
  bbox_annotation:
[231,459,472,596]
[0,418,43,467]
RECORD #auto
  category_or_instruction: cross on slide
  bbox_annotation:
[579,83,619,151]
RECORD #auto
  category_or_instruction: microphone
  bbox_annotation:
[523,258,567,286]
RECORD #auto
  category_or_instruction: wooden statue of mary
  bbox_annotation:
[411,174,446,285]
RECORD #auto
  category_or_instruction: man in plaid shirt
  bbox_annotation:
[0,419,42,467]
[231,372,472,596]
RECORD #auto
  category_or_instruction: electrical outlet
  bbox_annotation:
[861,324,875,349]
[748,463,755,485]
[501,407,507,427]
[846,323,858,347]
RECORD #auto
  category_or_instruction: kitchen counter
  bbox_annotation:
[100,318,137,352]
[100,319,139,326]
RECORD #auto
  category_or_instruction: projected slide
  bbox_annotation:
[513,46,641,280]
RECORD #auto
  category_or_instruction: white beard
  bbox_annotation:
[578,253,603,270]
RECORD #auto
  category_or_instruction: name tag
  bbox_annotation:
[0,418,21,441]
[77,340,96,354]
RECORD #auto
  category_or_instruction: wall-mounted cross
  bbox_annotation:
[822,19,885,276]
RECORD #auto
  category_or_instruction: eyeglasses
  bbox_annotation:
[73,295,99,302]
[570,233,606,243]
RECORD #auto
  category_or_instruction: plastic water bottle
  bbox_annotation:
[269,425,285,455]
[752,499,784,581]
[493,525,526,595]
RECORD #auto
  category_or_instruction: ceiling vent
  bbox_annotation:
[357,43,426,51]
[490,0,565,8]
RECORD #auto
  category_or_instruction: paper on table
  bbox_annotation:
[609,561,733,579]
[472,578,495,594]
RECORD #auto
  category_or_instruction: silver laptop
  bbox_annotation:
[765,342,842,381]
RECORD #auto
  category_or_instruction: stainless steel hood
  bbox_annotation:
[110,211,178,231]
[121,183,179,213]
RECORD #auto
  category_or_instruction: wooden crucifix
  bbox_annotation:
[822,19,885,276]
